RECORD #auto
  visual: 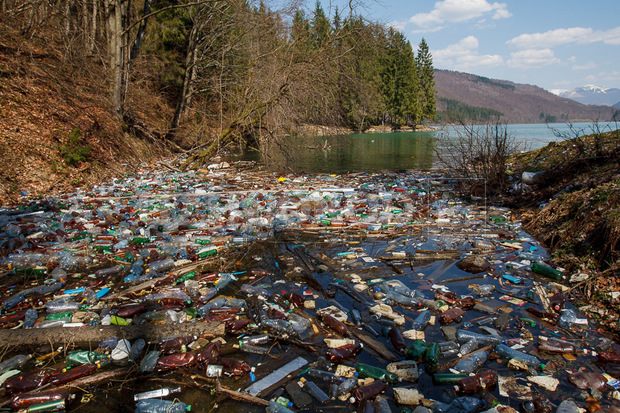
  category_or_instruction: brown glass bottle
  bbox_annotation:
[439,307,465,325]
[115,303,147,318]
[49,364,98,386]
[350,380,388,404]
[220,357,251,376]
[326,343,363,363]
[156,352,197,370]
[526,307,560,324]
[538,338,577,354]
[455,370,498,394]
[549,292,565,312]
[10,389,71,410]
[4,369,52,394]
[197,341,221,364]
[321,313,349,336]
[226,318,251,335]
[388,327,406,353]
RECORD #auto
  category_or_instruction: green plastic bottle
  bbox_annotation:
[423,342,439,373]
[531,263,563,280]
[65,351,108,366]
[404,340,427,361]
[197,246,218,258]
[175,271,195,284]
[433,373,469,385]
[46,312,73,321]
[355,362,401,384]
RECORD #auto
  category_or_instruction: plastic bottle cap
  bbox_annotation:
[186,406,191,411]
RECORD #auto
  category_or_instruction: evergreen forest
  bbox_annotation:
[0,0,436,165]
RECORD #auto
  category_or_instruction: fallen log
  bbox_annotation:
[0,321,224,350]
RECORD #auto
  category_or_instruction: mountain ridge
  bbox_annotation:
[434,70,617,124]
[550,85,620,107]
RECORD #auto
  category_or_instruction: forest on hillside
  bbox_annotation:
[0,0,436,165]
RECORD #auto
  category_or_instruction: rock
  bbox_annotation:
[456,255,491,274]
[570,273,590,283]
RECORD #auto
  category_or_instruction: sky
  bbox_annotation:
[322,0,620,93]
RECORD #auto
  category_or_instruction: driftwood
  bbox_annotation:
[0,322,224,350]
[215,379,270,407]
[348,328,399,362]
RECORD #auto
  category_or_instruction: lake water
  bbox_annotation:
[236,122,610,173]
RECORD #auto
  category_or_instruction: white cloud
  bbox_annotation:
[507,49,561,69]
[507,26,620,49]
[573,62,597,70]
[433,36,504,69]
[409,0,511,30]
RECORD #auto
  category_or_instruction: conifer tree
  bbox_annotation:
[416,38,436,121]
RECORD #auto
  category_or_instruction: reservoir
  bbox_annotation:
[236,122,607,173]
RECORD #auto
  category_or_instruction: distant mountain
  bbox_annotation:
[434,70,616,124]
[550,85,620,106]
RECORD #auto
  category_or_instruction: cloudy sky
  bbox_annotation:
[327,0,620,92]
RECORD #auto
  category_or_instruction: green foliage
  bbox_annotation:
[437,98,503,123]
[60,128,91,166]
[473,75,515,91]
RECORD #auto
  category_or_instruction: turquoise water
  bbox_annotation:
[238,122,610,172]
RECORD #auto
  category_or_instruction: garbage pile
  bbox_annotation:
[0,163,618,413]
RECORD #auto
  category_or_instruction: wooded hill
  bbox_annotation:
[435,70,619,124]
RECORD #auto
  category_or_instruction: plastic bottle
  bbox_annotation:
[263,318,296,336]
[455,370,498,393]
[356,362,401,384]
[65,350,108,366]
[307,368,345,384]
[445,397,487,413]
[456,329,502,345]
[526,307,559,324]
[405,340,428,361]
[134,387,182,401]
[156,352,197,370]
[266,401,295,413]
[320,313,349,336]
[495,344,542,369]
[433,373,469,385]
[458,339,479,357]
[9,389,71,411]
[215,273,238,291]
[95,264,124,278]
[140,350,161,373]
[350,380,388,405]
[0,355,31,374]
[452,351,488,374]
[556,401,580,413]
[49,363,101,386]
[4,369,52,394]
[147,258,175,274]
[411,310,431,330]
[388,327,406,353]
[530,263,563,280]
[423,342,439,373]
[558,309,578,329]
[158,336,196,353]
[23,308,38,328]
[337,376,358,396]
[303,380,329,404]
[3,293,25,311]
[241,334,270,347]
[386,291,420,307]
[134,399,190,413]
[45,297,81,314]
[538,337,578,354]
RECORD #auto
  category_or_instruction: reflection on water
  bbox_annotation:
[241,132,436,173]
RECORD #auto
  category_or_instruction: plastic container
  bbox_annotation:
[350,380,387,405]
[530,262,563,280]
[455,370,498,393]
[452,351,488,374]
[495,344,542,369]
[65,351,108,366]
[134,387,182,401]
[0,354,32,373]
[134,399,190,413]
[9,389,71,410]
[411,310,431,330]
[356,362,401,384]
[303,380,329,404]
[307,368,345,384]
[388,327,406,353]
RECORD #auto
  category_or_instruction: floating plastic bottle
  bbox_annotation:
[266,401,295,413]
[456,329,502,345]
[458,339,479,357]
[405,340,427,361]
[495,344,542,369]
[455,370,498,393]
[134,387,182,401]
[307,368,345,384]
[388,327,406,353]
[337,376,358,396]
[49,363,101,386]
[350,380,387,405]
[147,258,175,274]
[538,337,578,354]
[411,310,431,330]
[453,351,488,374]
[4,368,52,394]
[9,389,71,411]
[0,354,31,373]
[433,372,469,385]
[3,293,25,311]
[356,362,401,384]
[439,307,465,325]
[65,350,108,366]
[303,380,329,404]
[156,352,197,370]
[530,262,563,280]
[140,351,161,373]
[134,399,190,413]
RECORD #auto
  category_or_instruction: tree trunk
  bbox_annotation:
[89,0,98,55]
[105,0,125,117]
[129,0,152,62]
[0,321,224,351]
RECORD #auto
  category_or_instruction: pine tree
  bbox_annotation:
[416,38,436,121]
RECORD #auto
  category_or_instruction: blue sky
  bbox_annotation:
[317,0,620,92]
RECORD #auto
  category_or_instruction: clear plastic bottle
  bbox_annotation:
[303,380,329,404]
[411,310,431,330]
[456,330,502,345]
[140,350,161,373]
[0,354,31,373]
[494,344,542,369]
[45,297,81,314]
[3,293,25,311]
[458,339,479,357]
[147,258,176,274]
[266,401,295,413]
[134,399,190,413]
[452,351,488,374]
[337,376,358,396]
[307,368,346,384]
[23,308,38,329]
[134,387,182,401]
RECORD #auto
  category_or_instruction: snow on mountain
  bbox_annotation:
[551,85,620,106]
